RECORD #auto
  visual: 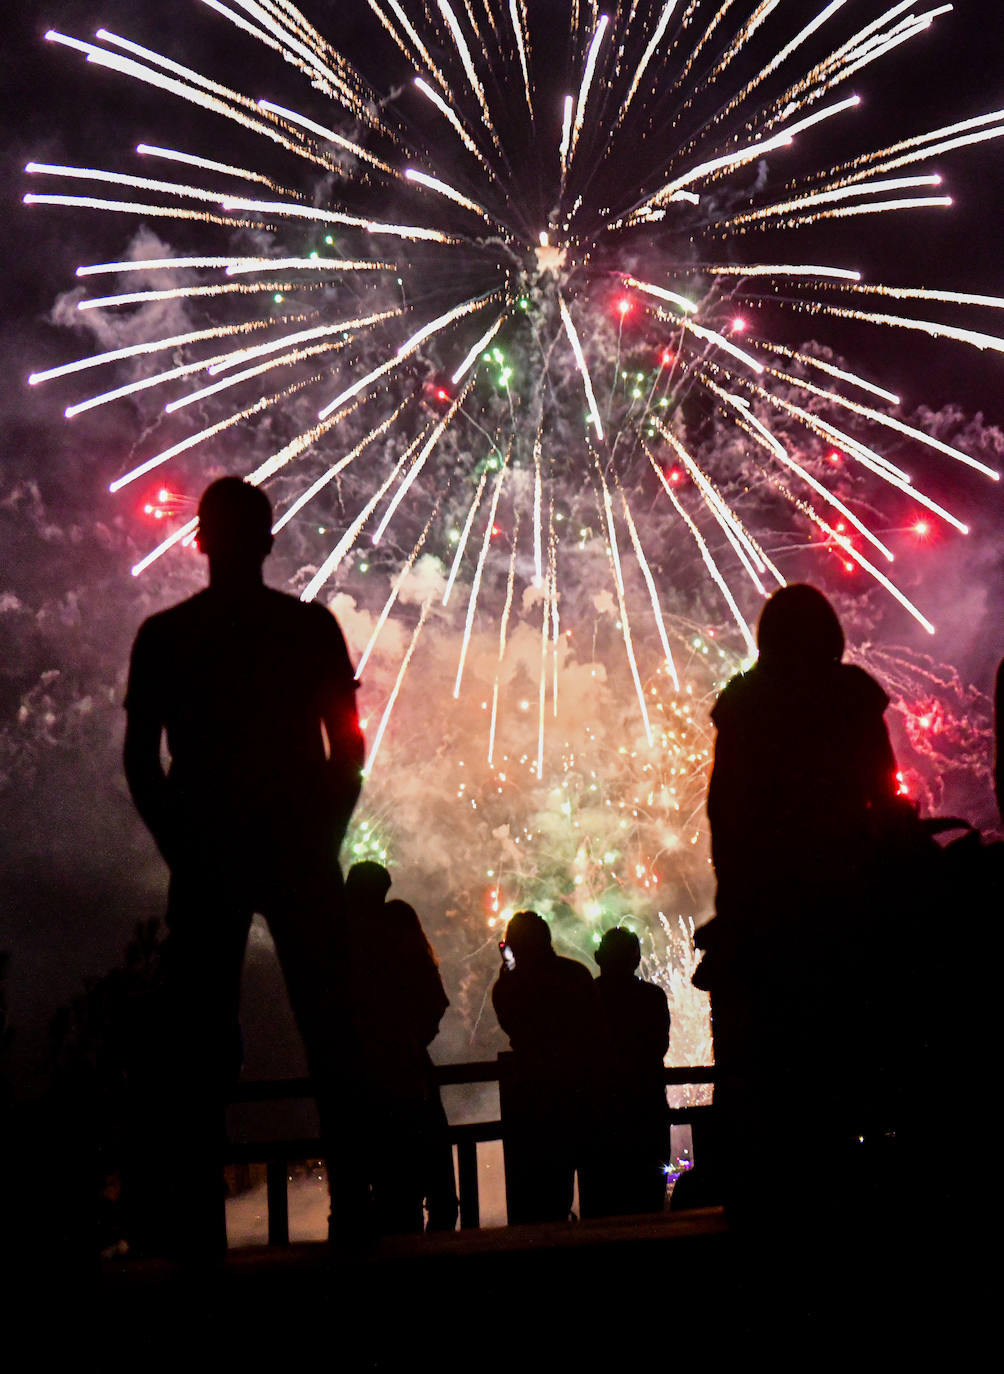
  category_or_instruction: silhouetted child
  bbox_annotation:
[344,861,458,1234]
[492,911,602,1223]
[582,927,670,1216]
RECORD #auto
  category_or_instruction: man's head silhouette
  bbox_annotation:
[345,860,393,910]
[502,910,553,966]
[196,477,274,573]
[595,925,642,976]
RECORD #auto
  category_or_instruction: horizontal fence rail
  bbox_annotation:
[226,1057,717,1244]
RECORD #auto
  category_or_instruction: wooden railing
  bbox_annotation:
[227,1056,716,1245]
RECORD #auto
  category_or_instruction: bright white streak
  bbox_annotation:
[847,284,1004,311]
[746,383,972,531]
[110,394,273,492]
[656,422,771,591]
[77,255,247,276]
[726,174,942,227]
[708,381,895,562]
[809,302,1004,365]
[25,160,250,206]
[451,314,505,384]
[767,365,1001,482]
[652,129,795,202]
[752,339,900,405]
[838,121,1004,185]
[620,493,680,689]
[355,509,440,678]
[43,30,330,170]
[780,196,953,227]
[131,517,199,577]
[681,320,764,374]
[532,430,543,584]
[536,575,551,778]
[362,599,433,779]
[396,295,492,358]
[708,264,861,281]
[77,280,320,311]
[373,0,446,85]
[559,95,573,181]
[256,99,393,173]
[404,167,497,225]
[443,470,489,605]
[812,511,935,635]
[454,461,508,698]
[559,295,603,439]
[413,77,486,163]
[211,313,396,375]
[315,299,484,421]
[225,257,392,275]
[624,277,697,313]
[220,195,453,242]
[28,322,267,385]
[136,143,279,186]
[301,443,419,601]
[754,1,847,85]
[23,192,247,229]
[648,450,757,656]
[619,1,680,123]
[163,342,336,412]
[598,471,653,747]
[372,388,471,545]
[65,355,215,417]
[438,0,496,138]
[271,406,404,533]
[570,13,610,158]
[197,4,362,116]
[488,525,521,767]
[508,0,533,118]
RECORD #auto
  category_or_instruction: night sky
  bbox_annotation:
[3,1,1004,1094]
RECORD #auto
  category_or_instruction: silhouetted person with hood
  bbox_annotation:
[583,927,670,1217]
[124,477,365,1255]
[343,862,457,1235]
[698,584,904,1219]
[492,911,602,1223]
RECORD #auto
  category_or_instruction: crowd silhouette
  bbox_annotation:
[122,478,1002,1256]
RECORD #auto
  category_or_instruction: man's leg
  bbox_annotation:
[132,872,251,1259]
[264,875,372,1249]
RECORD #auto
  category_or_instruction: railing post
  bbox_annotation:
[456,1136,480,1230]
[496,1051,520,1225]
[266,1158,289,1246]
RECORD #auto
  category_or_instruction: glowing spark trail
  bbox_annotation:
[454,454,509,699]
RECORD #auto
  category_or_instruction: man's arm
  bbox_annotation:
[123,619,176,863]
[123,707,174,861]
[317,608,366,834]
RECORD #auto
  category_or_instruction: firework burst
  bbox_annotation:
[23,1,1002,773]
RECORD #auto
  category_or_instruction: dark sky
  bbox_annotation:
[3,2,1004,1089]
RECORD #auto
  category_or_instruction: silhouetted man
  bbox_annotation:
[124,477,365,1255]
[493,911,602,1223]
[583,927,670,1216]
